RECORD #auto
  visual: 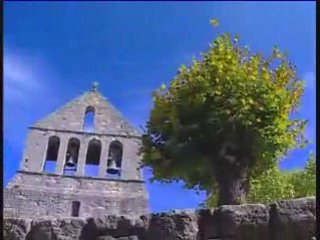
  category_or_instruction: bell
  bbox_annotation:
[65,155,76,168]
[107,159,120,175]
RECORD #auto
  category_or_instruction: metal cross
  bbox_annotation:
[92,81,99,91]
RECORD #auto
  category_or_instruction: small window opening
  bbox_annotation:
[71,201,80,217]
[44,136,60,173]
[64,138,80,175]
[85,139,101,176]
[83,106,95,132]
[106,141,123,179]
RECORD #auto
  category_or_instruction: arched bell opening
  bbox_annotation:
[85,139,101,176]
[44,136,60,173]
[106,140,123,179]
[83,106,95,132]
[64,138,80,175]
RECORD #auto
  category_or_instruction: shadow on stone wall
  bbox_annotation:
[3,197,316,240]
[25,225,58,240]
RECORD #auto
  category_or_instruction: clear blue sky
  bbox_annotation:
[4,2,315,212]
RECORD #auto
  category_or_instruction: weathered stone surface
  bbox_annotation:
[88,216,136,238]
[26,219,58,240]
[147,210,198,240]
[118,237,139,240]
[4,174,148,219]
[219,204,269,240]
[269,197,316,240]
[3,218,31,240]
[79,215,149,240]
[197,204,269,240]
[96,237,117,240]
[53,218,87,240]
[33,90,141,137]
[197,208,219,239]
[3,198,316,240]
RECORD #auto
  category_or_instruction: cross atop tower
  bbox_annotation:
[92,81,99,91]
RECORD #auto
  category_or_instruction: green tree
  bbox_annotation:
[247,153,316,204]
[247,165,296,204]
[289,153,316,198]
[141,20,307,205]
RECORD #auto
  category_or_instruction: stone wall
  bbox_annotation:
[4,197,316,240]
[5,172,149,219]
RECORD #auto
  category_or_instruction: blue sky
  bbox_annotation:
[4,2,316,212]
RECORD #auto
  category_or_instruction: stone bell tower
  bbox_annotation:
[4,83,149,219]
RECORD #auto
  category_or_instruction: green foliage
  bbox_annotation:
[289,153,316,198]
[247,165,296,204]
[248,153,316,204]
[203,154,316,207]
[141,19,307,203]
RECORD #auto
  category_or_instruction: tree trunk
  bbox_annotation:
[216,172,248,205]
[213,129,255,205]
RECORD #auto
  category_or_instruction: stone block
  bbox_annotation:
[3,218,31,240]
[147,210,198,240]
[218,204,269,240]
[80,215,147,240]
[197,208,220,239]
[269,197,316,240]
[26,220,57,240]
[54,218,87,240]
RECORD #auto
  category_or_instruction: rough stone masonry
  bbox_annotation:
[4,84,149,219]
[4,197,316,240]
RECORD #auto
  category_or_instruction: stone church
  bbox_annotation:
[4,83,149,219]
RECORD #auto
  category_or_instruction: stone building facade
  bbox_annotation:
[4,83,149,219]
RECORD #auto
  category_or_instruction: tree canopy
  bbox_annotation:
[141,19,307,205]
